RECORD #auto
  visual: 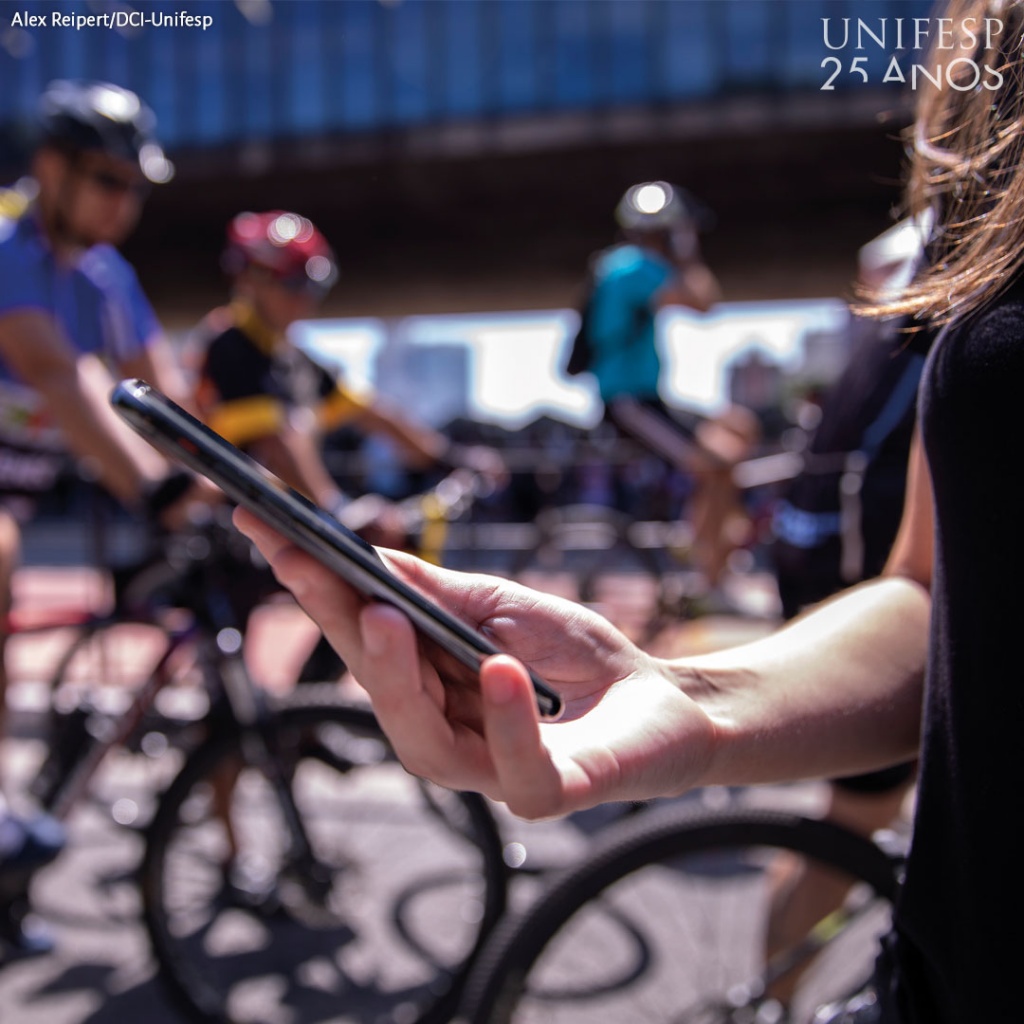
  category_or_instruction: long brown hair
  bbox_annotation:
[870,0,1024,326]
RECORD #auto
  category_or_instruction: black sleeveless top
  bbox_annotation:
[879,281,1024,1022]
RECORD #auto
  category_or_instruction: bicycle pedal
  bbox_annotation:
[219,864,285,918]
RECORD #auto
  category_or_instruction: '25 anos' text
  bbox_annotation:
[821,56,1003,91]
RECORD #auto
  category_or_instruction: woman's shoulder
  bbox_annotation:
[933,277,1024,382]
[960,278,1024,344]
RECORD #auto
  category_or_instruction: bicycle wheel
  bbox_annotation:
[510,505,677,643]
[29,616,202,817]
[460,805,902,1024]
[47,616,170,696]
[141,692,507,1024]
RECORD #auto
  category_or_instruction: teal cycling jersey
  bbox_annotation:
[587,244,673,404]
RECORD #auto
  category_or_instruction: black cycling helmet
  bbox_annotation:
[37,79,173,183]
[614,181,713,234]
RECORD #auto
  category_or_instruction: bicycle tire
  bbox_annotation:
[459,804,902,1024]
[141,692,508,1024]
[46,599,208,699]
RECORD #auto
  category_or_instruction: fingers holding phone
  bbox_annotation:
[111,380,561,720]
[233,506,368,652]
[234,507,509,789]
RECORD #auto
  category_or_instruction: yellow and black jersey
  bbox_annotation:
[194,303,370,448]
[0,187,30,222]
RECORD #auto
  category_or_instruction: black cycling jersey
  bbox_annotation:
[773,314,925,618]
[193,302,366,450]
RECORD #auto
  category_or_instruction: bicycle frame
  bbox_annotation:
[37,614,200,821]
[7,473,492,948]
[9,524,323,913]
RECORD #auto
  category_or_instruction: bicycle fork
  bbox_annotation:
[670,889,890,1024]
[211,629,328,894]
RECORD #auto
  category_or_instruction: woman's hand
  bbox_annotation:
[235,508,719,818]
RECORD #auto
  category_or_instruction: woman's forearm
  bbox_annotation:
[676,576,930,787]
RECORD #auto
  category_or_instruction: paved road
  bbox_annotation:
[1,739,188,1024]
[0,753,830,1024]
[2,565,811,1024]
[0,727,593,1024]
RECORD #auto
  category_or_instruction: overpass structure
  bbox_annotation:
[1,0,935,321]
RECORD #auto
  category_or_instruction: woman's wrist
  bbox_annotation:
[664,656,756,789]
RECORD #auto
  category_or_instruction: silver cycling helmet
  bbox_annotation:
[614,181,712,233]
[37,79,173,184]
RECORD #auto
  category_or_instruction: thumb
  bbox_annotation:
[481,656,564,819]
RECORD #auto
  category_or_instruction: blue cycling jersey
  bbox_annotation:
[0,203,158,458]
[587,244,673,404]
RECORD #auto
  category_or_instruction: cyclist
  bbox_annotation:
[190,209,505,648]
[578,181,760,605]
[188,210,507,901]
[239,3,1023,1020]
[0,79,199,937]
[764,218,931,1013]
[192,209,503,550]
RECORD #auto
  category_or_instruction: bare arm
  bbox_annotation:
[350,396,506,483]
[677,576,928,786]
[234,432,935,819]
[348,397,449,470]
[655,233,722,313]
[680,427,933,785]
[0,310,166,504]
[248,425,343,509]
[656,260,722,313]
[883,426,934,586]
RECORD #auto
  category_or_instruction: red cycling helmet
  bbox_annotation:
[222,211,338,296]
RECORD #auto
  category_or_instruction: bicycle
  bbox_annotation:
[506,442,792,649]
[4,502,511,1024]
[507,500,698,647]
[456,800,905,1024]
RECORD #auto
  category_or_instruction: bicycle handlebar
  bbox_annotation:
[113,468,489,618]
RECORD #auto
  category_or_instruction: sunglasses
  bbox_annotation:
[78,165,151,199]
[275,274,332,300]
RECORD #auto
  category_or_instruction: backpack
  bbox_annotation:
[563,247,658,378]
[564,310,594,376]
[563,267,598,377]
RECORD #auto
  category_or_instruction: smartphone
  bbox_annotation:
[111,379,562,719]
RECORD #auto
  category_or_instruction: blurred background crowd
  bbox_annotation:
[1,0,931,557]
[0,0,943,1010]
